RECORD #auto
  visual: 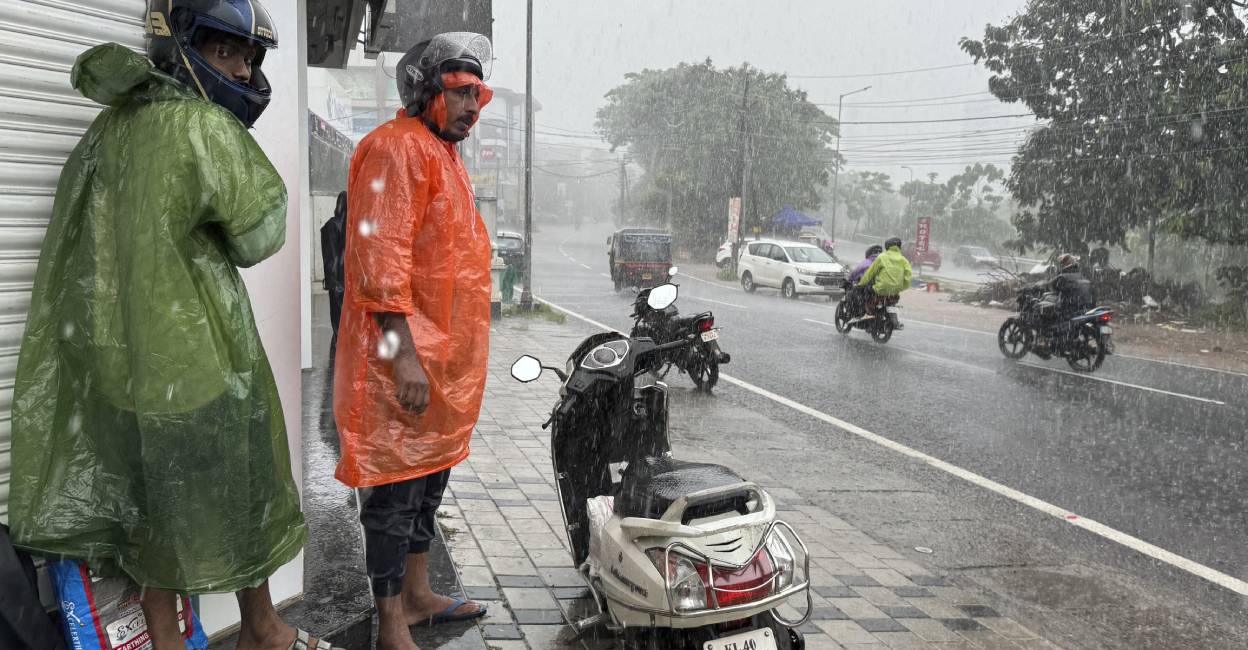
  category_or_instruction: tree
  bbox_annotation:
[944,164,1015,246]
[833,171,894,238]
[961,0,1248,256]
[596,60,838,252]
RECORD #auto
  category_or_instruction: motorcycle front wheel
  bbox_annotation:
[997,318,1030,359]
[834,300,852,334]
[1066,327,1106,372]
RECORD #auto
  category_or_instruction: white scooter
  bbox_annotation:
[511,284,811,649]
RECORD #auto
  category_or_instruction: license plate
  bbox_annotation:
[700,330,720,342]
[885,306,899,313]
[1100,325,1113,334]
[705,628,777,650]
[642,273,653,280]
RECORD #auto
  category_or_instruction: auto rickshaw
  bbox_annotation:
[607,228,674,292]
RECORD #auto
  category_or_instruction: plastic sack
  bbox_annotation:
[9,43,305,592]
[48,560,209,650]
[585,495,615,576]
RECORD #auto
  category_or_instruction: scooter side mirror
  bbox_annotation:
[668,265,679,276]
[510,355,543,383]
[646,283,678,310]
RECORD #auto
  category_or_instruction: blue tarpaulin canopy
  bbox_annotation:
[771,205,821,228]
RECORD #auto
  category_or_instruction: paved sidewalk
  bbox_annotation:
[437,315,1064,649]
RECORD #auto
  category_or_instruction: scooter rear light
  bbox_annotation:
[698,317,715,332]
[1099,312,1113,322]
[711,546,776,607]
[647,549,709,612]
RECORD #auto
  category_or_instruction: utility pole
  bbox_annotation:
[519,0,534,310]
[618,157,627,226]
[732,73,751,274]
[829,85,871,240]
[901,165,914,220]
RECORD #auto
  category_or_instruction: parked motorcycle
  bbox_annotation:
[832,280,900,344]
[510,283,811,650]
[997,286,1114,372]
[630,274,730,391]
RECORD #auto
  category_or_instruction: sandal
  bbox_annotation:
[419,598,487,626]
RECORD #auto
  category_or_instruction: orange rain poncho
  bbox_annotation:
[333,73,494,488]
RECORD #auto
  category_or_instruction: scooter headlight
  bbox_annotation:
[647,549,709,612]
[765,530,797,591]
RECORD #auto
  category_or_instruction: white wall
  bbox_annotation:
[199,0,309,635]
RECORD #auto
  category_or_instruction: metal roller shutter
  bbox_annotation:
[0,0,145,525]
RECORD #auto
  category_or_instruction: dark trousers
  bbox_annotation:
[359,470,452,597]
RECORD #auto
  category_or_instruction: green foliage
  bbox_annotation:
[961,0,1248,250]
[892,164,1015,247]
[596,60,838,253]
[716,267,736,281]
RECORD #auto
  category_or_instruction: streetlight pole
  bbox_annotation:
[519,0,534,310]
[829,85,870,241]
[901,165,914,217]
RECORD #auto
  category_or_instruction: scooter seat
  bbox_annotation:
[616,456,751,523]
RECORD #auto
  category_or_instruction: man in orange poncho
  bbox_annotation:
[333,32,495,650]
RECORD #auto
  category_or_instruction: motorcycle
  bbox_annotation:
[832,279,900,344]
[510,283,811,650]
[629,272,731,391]
[997,286,1114,372]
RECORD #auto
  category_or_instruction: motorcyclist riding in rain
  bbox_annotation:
[1031,254,1095,337]
[857,237,913,329]
[845,244,883,317]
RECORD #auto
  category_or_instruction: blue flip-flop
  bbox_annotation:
[422,598,487,626]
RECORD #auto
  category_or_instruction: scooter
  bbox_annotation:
[511,283,810,650]
[998,286,1114,372]
[630,272,731,392]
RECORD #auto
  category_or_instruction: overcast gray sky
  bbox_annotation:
[485,0,1034,183]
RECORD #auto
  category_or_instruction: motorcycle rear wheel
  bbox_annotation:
[997,318,1030,359]
[870,318,894,344]
[1065,327,1106,372]
[687,349,719,392]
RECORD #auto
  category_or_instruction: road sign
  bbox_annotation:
[728,197,741,239]
[916,217,932,253]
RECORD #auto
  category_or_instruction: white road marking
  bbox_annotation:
[684,295,746,309]
[677,271,738,289]
[905,318,997,337]
[579,263,592,270]
[803,319,992,374]
[599,273,611,279]
[1019,363,1226,405]
[1113,353,1248,378]
[538,296,1248,597]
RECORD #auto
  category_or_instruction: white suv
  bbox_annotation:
[737,239,848,299]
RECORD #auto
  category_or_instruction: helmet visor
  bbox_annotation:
[417,32,492,80]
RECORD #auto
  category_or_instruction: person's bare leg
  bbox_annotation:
[235,581,319,650]
[140,588,186,650]
[376,595,420,650]
[401,553,481,625]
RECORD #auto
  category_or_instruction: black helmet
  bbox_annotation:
[885,237,903,250]
[145,0,278,127]
[865,245,883,258]
[397,32,492,116]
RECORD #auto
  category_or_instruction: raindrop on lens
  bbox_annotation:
[359,219,376,237]
[69,413,83,433]
[377,330,401,360]
[370,178,385,193]
[1190,122,1203,141]
[61,321,75,338]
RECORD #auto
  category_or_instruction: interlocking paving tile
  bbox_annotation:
[858,618,909,633]
[481,623,524,640]
[814,585,858,598]
[958,605,1001,618]
[892,586,935,598]
[551,587,590,600]
[879,606,929,619]
[462,585,502,601]
[907,574,952,587]
[503,587,559,610]
[513,609,566,625]
[496,575,545,588]
[834,574,882,587]
[809,606,850,620]
[939,618,989,632]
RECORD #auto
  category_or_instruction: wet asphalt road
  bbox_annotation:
[526,224,1247,627]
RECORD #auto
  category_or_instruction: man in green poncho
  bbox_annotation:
[10,1,333,649]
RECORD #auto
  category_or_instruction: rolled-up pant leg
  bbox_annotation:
[359,469,452,597]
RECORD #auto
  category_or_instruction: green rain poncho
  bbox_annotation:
[9,43,306,593]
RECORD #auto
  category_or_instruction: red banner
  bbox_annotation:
[916,217,932,253]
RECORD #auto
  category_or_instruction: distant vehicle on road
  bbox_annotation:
[953,245,1000,268]
[607,228,674,291]
[902,241,942,272]
[737,239,848,299]
[494,230,525,267]
[715,240,735,268]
